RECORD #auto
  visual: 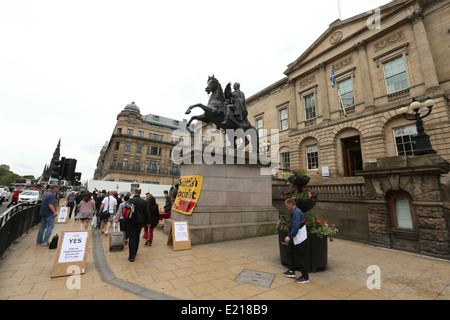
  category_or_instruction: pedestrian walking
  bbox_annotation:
[78,192,95,230]
[115,195,129,244]
[283,198,309,284]
[95,190,106,229]
[144,193,159,246]
[66,191,76,219]
[127,188,149,262]
[36,185,58,245]
[0,187,8,205]
[7,189,21,208]
[99,191,117,236]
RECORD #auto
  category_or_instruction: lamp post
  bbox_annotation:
[399,97,437,155]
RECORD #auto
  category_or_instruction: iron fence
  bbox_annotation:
[0,204,41,258]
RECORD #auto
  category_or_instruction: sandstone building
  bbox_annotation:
[248,0,449,181]
[93,102,188,185]
[247,0,450,258]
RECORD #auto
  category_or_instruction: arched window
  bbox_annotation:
[387,191,415,230]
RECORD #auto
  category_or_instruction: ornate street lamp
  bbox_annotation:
[399,97,437,155]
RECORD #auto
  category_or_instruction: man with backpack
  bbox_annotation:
[126,188,150,262]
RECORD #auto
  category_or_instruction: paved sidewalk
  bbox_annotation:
[0,217,449,300]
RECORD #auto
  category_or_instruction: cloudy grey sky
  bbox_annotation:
[0,0,390,182]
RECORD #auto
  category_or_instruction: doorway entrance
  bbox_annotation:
[341,136,363,176]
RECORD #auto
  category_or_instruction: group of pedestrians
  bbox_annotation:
[36,185,167,263]
[95,188,162,262]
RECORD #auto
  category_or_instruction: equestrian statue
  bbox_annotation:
[185,75,259,149]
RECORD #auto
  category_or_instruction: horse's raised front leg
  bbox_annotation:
[186,115,205,130]
[185,103,207,115]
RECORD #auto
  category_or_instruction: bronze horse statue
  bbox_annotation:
[185,75,259,149]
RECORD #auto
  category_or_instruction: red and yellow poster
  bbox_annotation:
[172,175,203,215]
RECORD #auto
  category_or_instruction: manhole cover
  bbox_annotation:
[234,269,275,288]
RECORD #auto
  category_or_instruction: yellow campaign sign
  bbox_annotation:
[172,175,203,215]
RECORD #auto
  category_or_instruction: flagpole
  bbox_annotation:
[338,92,347,117]
[337,0,342,20]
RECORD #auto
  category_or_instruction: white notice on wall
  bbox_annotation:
[57,207,68,223]
[173,221,189,242]
[58,232,88,264]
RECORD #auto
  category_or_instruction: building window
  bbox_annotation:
[306,145,319,170]
[394,124,417,156]
[150,161,158,174]
[150,146,158,155]
[388,192,415,230]
[117,128,122,134]
[125,143,131,152]
[127,129,133,136]
[279,109,288,131]
[281,152,290,172]
[136,144,142,153]
[304,93,316,120]
[112,156,117,169]
[384,56,408,94]
[134,159,140,172]
[122,158,128,170]
[337,78,354,108]
[138,131,144,137]
[115,142,120,150]
[256,118,263,138]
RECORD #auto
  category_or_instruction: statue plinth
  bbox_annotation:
[164,148,278,245]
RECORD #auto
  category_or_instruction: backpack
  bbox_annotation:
[49,234,59,249]
[122,201,135,220]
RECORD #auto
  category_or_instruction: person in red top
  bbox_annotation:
[7,189,21,208]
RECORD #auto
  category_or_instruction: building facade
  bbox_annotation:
[248,0,450,257]
[93,102,188,185]
[247,0,449,182]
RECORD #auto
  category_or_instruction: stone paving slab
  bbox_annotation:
[1,217,449,300]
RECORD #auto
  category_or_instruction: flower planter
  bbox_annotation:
[295,199,316,213]
[278,230,328,273]
[288,175,310,189]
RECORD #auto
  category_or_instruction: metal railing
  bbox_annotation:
[0,203,41,258]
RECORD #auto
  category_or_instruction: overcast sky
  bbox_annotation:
[0,0,390,182]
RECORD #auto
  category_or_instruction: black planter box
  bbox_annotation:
[278,230,327,273]
[295,199,316,213]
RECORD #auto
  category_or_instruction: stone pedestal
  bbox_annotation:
[164,150,279,245]
[357,154,450,259]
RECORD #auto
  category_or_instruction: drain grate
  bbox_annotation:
[234,269,275,288]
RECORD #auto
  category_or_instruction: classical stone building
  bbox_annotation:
[248,0,450,257]
[93,102,188,185]
[248,0,449,179]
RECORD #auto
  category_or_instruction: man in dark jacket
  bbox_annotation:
[127,188,149,262]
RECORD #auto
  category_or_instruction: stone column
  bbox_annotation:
[317,62,330,120]
[288,79,298,130]
[354,40,375,107]
[407,9,440,92]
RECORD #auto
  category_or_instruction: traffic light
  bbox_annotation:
[63,158,77,180]
[50,157,65,179]
[72,172,82,186]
